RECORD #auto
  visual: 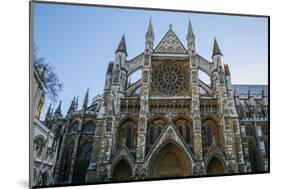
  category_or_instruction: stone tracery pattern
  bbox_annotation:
[154,31,187,54]
[152,61,189,96]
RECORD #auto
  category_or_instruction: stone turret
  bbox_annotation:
[67,97,76,114]
[83,88,89,109]
[145,17,154,51]
[187,20,196,55]
[45,103,52,121]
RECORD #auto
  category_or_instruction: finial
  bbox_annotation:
[169,24,172,29]
[188,19,195,39]
[83,88,89,109]
[54,100,62,116]
[212,37,223,58]
[115,34,127,56]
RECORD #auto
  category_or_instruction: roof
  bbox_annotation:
[154,25,187,54]
[115,35,127,56]
[232,85,268,96]
[212,38,223,57]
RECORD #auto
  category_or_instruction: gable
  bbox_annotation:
[154,29,187,54]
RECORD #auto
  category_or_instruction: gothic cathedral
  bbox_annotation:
[32,19,269,186]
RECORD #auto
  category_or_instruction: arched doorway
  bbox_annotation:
[206,157,224,175]
[112,159,132,181]
[149,143,191,178]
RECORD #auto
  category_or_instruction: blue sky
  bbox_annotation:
[33,2,268,117]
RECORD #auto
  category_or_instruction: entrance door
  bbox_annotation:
[206,157,224,175]
[112,159,132,181]
[150,143,190,178]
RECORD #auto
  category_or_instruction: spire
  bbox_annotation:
[67,97,76,114]
[146,17,154,36]
[115,34,127,56]
[187,20,196,54]
[187,19,195,39]
[75,96,79,110]
[145,17,154,50]
[83,88,89,109]
[212,38,223,58]
[45,103,52,121]
[54,100,62,116]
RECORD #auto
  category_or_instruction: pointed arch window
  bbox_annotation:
[179,125,183,136]
[126,128,132,149]
[149,126,155,145]
[73,143,92,183]
[206,127,213,147]
[157,126,162,138]
[185,126,191,144]
[69,122,79,133]
[82,122,96,134]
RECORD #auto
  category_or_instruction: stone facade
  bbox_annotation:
[32,20,269,186]
[32,66,59,187]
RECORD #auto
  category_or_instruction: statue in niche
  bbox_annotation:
[113,64,120,83]
[106,120,112,132]
[143,70,149,83]
[139,117,145,132]
[192,70,197,83]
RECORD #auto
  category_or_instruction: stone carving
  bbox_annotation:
[144,54,150,66]
[166,128,175,139]
[191,56,197,68]
[139,117,145,132]
[143,70,149,83]
[191,70,198,84]
[192,163,205,176]
[226,161,236,173]
[113,64,120,83]
[194,120,201,132]
[106,118,112,132]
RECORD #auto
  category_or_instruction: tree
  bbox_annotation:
[33,44,63,102]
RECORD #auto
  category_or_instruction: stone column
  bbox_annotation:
[240,124,252,172]
[254,121,268,171]
[53,122,68,184]
[190,55,203,162]
[135,54,150,178]
[68,119,82,183]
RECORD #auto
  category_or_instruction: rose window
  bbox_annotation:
[152,61,189,96]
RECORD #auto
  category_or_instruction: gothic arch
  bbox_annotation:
[205,156,226,175]
[172,117,193,145]
[72,141,93,183]
[201,116,222,149]
[111,158,133,181]
[34,136,45,158]
[41,171,49,186]
[33,169,38,185]
[82,120,96,134]
[248,141,262,172]
[148,141,192,178]
[70,118,81,126]
[146,117,168,147]
[59,139,75,182]
[68,120,80,133]
[118,118,138,149]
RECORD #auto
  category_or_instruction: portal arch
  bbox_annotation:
[112,159,133,181]
[206,156,225,175]
[148,142,191,178]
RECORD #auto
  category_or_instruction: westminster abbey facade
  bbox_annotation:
[32,20,269,187]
